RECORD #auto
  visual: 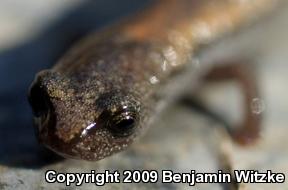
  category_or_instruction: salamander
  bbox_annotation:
[28,0,279,161]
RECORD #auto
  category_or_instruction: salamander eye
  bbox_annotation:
[107,110,138,137]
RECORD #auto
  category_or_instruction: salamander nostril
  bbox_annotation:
[28,81,51,118]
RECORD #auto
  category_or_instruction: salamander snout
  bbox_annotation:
[28,70,70,143]
[28,71,59,137]
[29,78,53,122]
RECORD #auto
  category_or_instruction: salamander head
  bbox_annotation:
[28,70,142,161]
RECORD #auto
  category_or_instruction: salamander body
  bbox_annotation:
[29,0,278,160]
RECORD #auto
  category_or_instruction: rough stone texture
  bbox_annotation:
[0,1,287,190]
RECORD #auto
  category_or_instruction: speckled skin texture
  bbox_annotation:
[28,0,277,160]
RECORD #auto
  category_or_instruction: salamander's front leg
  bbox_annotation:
[204,62,262,145]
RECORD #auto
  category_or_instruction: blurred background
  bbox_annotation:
[0,0,287,189]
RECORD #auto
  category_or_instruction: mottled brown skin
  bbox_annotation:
[29,0,278,160]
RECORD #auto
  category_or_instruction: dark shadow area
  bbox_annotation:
[0,0,151,168]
